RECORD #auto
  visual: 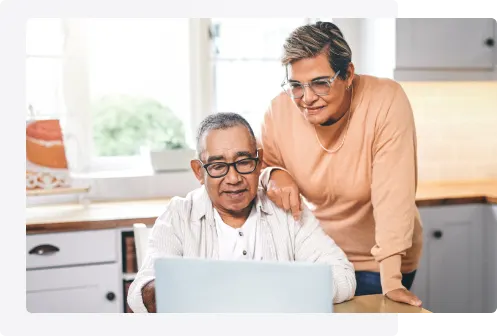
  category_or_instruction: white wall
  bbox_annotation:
[359,18,396,79]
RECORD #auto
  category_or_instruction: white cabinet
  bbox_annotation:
[394,18,496,81]
[413,204,485,313]
[356,18,496,81]
[27,263,120,313]
[26,229,121,313]
[484,205,497,313]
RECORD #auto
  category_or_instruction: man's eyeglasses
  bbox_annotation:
[198,151,259,178]
[281,70,341,99]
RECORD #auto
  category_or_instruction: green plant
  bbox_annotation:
[92,94,187,156]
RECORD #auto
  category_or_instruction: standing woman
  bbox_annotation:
[258,21,423,306]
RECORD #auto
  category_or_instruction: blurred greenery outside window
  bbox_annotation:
[88,18,191,158]
[92,95,188,156]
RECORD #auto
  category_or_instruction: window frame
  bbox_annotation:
[52,18,212,176]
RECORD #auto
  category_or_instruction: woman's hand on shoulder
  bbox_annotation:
[266,169,303,221]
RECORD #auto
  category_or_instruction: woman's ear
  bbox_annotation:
[346,62,355,87]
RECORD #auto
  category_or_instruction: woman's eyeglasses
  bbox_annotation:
[281,70,341,99]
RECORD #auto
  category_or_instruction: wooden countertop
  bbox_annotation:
[334,294,431,313]
[415,179,497,206]
[26,179,497,234]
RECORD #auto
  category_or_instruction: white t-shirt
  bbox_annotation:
[213,205,262,261]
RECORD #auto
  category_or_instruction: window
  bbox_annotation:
[87,19,191,158]
[25,18,323,178]
[26,19,65,120]
[210,18,316,132]
[26,19,198,174]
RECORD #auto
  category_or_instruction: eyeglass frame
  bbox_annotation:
[197,150,260,178]
[281,70,341,99]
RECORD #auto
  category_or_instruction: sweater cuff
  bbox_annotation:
[379,255,406,294]
[259,166,289,190]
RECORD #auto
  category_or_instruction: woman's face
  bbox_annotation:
[286,53,354,126]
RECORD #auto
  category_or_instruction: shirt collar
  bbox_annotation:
[191,186,273,224]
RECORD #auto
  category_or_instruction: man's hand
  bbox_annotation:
[142,280,156,313]
[385,288,422,307]
[266,169,302,221]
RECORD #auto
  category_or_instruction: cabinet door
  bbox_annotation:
[484,205,497,313]
[419,205,484,313]
[396,19,495,70]
[27,263,121,313]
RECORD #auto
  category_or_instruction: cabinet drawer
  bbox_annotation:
[26,229,117,269]
[27,263,121,313]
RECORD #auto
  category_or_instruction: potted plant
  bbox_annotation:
[92,94,196,171]
[147,138,196,172]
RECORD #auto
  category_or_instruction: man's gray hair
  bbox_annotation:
[282,21,352,80]
[196,112,257,158]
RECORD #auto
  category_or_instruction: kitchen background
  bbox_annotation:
[25,18,497,314]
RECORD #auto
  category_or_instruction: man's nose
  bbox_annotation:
[224,165,242,183]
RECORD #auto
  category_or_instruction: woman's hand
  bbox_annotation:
[385,288,422,307]
[266,169,303,221]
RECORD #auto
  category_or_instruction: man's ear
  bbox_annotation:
[256,148,264,173]
[190,159,205,185]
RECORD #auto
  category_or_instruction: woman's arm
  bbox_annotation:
[370,82,421,304]
[258,104,302,220]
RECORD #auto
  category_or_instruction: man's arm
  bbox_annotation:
[293,204,357,304]
[141,280,156,313]
[127,199,184,313]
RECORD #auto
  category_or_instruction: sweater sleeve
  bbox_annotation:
[257,103,292,189]
[370,83,419,295]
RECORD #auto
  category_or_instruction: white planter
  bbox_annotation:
[148,148,196,172]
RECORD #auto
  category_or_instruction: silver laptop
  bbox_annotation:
[154,257,333,313]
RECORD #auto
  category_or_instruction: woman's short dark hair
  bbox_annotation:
[282,21,352,80]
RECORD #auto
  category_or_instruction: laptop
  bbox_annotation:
[154,257,334,313]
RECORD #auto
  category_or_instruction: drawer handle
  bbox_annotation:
[29,244,60,256]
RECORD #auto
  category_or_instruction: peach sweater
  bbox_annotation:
[258,74,423,294]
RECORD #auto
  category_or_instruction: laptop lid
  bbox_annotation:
[154,257,333,313]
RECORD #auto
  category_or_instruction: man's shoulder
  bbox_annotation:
[256,188,289,219]
[256,188,317,224]
[158,186,206,222]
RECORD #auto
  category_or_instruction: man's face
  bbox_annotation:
[191,125,263,214]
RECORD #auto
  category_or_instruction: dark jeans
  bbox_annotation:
[354,270,417,296]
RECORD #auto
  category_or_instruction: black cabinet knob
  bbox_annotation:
[106,292,116,301]
[433,230,443,239]
[484,38,494,47]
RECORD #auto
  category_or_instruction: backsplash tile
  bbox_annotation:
[400,81,497,182]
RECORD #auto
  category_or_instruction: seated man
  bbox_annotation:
[127,112,356,313]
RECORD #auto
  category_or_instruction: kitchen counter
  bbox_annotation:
[26,179,497,234]
[415,179,497,206]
